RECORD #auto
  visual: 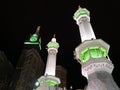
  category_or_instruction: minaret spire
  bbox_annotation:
[53,34,56,38]
[78,5,81,9]
[36,26,40,35]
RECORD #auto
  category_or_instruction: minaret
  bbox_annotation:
[73,6,120,90]
[9,26,45,90]
[34,35,61,90]
[44,34,59,76]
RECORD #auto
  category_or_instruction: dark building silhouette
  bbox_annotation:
[9,48,45,90]
[56,65,67,88]
[9,26,45,90]
[0,50,14,90]
[15,49,44,90]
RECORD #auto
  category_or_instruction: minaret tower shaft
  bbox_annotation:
[73,6,120,90]
[34,35,60,90]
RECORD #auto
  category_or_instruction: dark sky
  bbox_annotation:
[0,0,120,89]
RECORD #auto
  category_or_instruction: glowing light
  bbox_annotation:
[81,48,90,62]
[35,81,40,86]
[24,42,40,45]
[30,34,38,42]
[80,46,107,62]
[47,42,59,48]
[73,8,89,20]
[46,80,57,87]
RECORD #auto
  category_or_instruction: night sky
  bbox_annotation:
[0,0,120,89]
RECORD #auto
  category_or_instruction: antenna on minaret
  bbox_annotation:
[37,26,40,30]
[53,34,56,38]
[78,5,81,9]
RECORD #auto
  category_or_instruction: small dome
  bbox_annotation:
[52,38,56,42]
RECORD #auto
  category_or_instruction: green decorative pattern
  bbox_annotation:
[73,8,89,20]
[80,46,107,63]
[47,42,59,48]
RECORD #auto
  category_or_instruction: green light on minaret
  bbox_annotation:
[47,34,59,48]
[73,5,89,20]
[46,80,57,87]
[81,48,90,62]
[80,46,107,62]
[47,42,59,48]
[24,26,41,48]
[30,34,38,42]
[24,41,40,45]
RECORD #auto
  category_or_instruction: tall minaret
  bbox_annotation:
[10,26,45,90]
[34,35,61,90]
[73,6,120,90]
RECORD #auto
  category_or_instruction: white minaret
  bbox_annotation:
[44,34,59,76]
[34,35,60,90]
[73,6,120,90]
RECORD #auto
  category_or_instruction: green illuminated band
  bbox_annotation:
[46,80,57,87]
[24,42,40,45]
[37,80,57,87]
[73,8,89,20]
[80,46,107,63]
[38,80,57,87]
[30,34,38,42]
[47,42,59,48]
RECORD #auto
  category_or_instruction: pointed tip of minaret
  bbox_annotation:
[53,34,56,38]
[78,5,80,8]
[78,5,81,9]
[37,26,40,31]
[36,26,41,34]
